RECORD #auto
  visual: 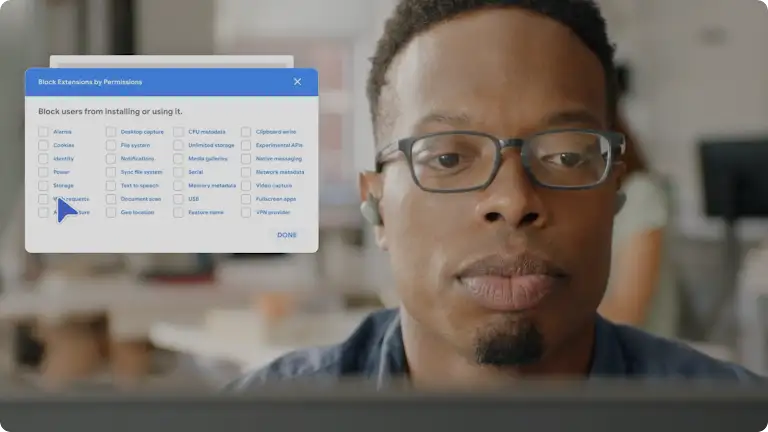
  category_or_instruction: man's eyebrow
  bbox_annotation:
[415,112,472,128]
[541,109,603,129]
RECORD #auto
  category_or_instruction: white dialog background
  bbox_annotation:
[26,96,319,253]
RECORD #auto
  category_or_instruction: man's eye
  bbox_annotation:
[427,153,462,169]
[544,152,586,168]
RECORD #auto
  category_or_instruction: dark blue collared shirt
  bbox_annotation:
[226,309,763,390]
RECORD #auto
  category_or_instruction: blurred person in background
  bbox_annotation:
[228,0,763,390]
[598,114,679,338]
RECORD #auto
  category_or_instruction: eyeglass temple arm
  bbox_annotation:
[600,135,626,165]
[614,135,626,159]
[374,144,401,173]
[606,132,626,161]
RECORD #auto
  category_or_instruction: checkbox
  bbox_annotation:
[38,154,49,164]
[241,181,251,191]
[38,181,48,191]
[241,194,251,204]
[38,167,48,178]
[241,140,251,151]
[38,207,49,218]
[106,194,116,205]
[241,167,251,178]
[173,194,184,205]
[241,127,251,137]
[38,127,49,137]
[173,127,185,137]
[105,126,117,137]
[105,154,117,164]
[173,140,184,151]
[173,207,184,218]
[105,181,116,191]
[173,181,183,191]
[173,153,184,165]
[241,154,251,164]
[241,207,251,218]
[106,167,116,178]
[173,167,184,178]
[38,140,49,151]
[106,140,117,151]
[38,194,48,205]
[106,207,117,218]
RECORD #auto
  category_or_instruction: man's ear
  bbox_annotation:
[358,171,388,250]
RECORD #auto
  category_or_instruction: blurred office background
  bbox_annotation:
[0,0,766,392]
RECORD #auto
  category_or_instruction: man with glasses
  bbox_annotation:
[228,0,762,389]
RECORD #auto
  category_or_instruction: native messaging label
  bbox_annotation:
[25,67,319,253]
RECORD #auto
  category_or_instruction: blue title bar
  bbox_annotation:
[25,68,318,97]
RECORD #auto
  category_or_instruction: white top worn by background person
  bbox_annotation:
[736,235,768,374]
[604,171,679,338]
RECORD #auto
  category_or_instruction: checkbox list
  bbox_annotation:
[241,128,253,219]
[172,134,186,215]
[105,127,118,216]
[37,127,50,219]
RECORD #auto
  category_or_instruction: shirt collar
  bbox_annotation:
[374,312,408,388]
[588,314,628,376]
[372,311,627,387]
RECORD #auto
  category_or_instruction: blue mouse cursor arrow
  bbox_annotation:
[56,197,79,224]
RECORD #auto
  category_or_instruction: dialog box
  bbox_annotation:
[25,68,319,253]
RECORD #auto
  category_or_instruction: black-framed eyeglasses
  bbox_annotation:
[375,129,626,193]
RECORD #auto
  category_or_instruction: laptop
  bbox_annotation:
[0,380,764,432]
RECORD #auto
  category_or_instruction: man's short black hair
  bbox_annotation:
[366,0,617,131]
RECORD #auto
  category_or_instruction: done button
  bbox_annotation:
[276,231,298,239]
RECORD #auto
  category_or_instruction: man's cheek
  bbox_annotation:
[549,211,610,257]
[567,222,610,251]
[393,208,436,246]
[557,199,613,239]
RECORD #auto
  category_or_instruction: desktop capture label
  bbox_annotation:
[25,68,319,253]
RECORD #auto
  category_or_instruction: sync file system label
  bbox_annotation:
[25,68,319,253]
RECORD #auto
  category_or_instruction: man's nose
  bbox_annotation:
[473,157,548,229]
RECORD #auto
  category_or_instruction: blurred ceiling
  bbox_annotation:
[216,0,373,41]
